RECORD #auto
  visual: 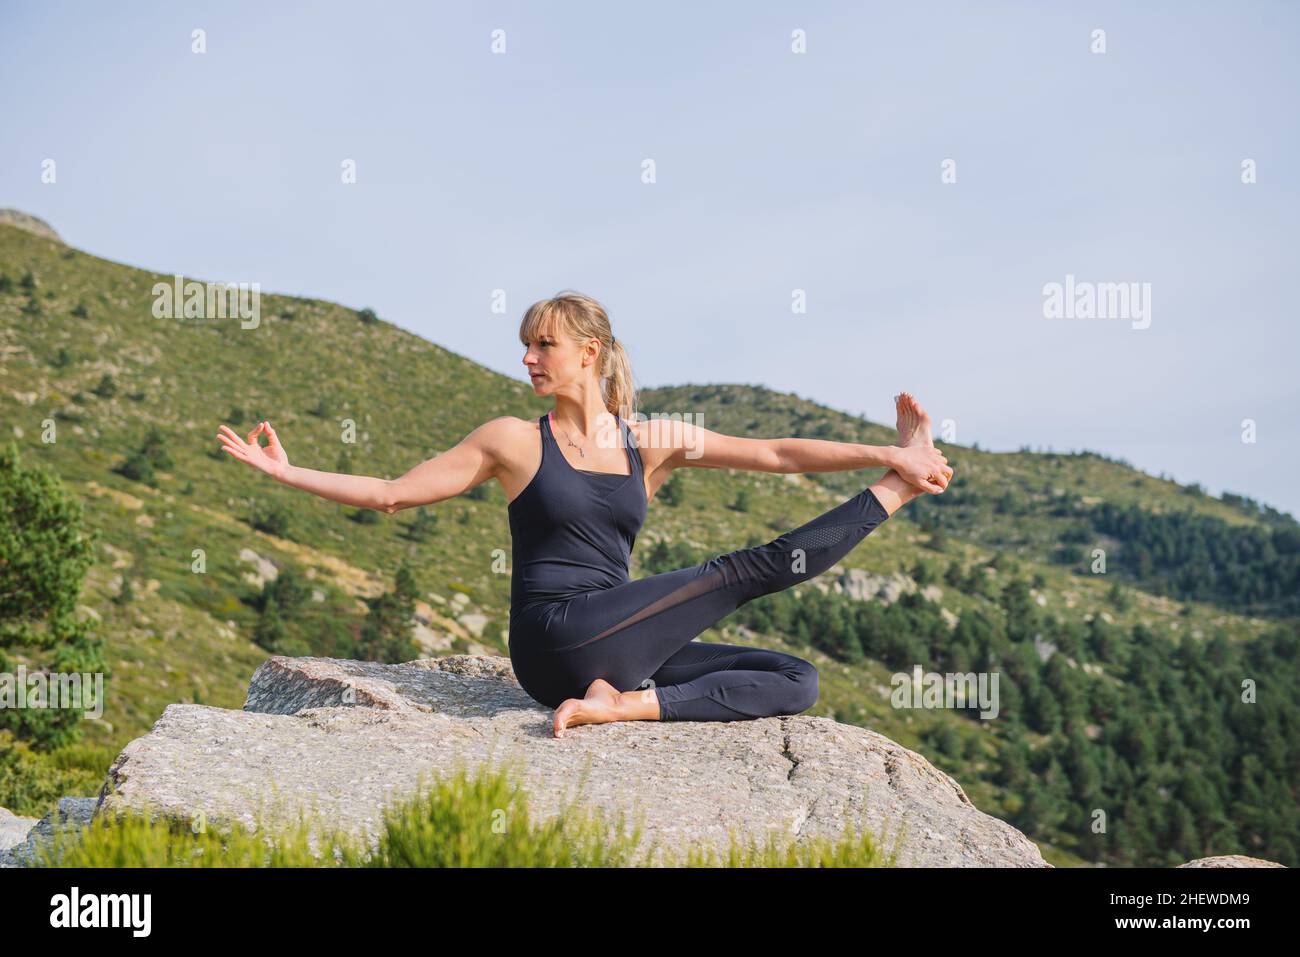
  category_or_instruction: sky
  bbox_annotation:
[3,0,1296,517]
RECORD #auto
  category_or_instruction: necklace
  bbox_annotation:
[551,411,589,458]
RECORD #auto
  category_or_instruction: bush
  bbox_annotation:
[250,501,291,538]
[404,506,439,541]
[0,733,108,818]
[261,564,309,615]
[91,373,117,398]
[659,471,684,506]
[911,560,932,585]
[113,575,134,605]
[115,451,154,484]
[926,527,947,552]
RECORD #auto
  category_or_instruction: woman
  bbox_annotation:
[216,291,952,738]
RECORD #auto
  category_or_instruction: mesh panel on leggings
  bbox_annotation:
[785,522,862,552]
[563,519,870,651]
[563,564,733,650]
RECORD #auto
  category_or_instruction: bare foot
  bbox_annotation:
[894,391,934,449]
[892,392,951,491]
[553,678,624,738]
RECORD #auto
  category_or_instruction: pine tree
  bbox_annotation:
[355,562,420,663]
[0,442,106,748]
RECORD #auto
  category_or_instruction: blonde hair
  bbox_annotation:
[518,291,636,422]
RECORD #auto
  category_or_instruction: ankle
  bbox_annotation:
[618,687,661,720]
[871,471,927,515]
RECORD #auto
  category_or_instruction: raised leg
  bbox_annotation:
[548,392,951,734]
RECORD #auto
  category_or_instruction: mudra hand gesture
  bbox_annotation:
[215,421,291,481]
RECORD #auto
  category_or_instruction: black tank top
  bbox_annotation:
[508,411,647,613]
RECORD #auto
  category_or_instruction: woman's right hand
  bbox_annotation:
[216,421,291,482]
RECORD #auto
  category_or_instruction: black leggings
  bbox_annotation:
[509,485,891,721]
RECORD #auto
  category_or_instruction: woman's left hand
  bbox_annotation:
[893,444,951,493]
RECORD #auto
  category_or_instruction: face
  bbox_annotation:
[522,326,597,393]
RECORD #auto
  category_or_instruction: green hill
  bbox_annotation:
[1,216,1296,867]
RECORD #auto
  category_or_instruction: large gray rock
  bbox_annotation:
[88,654,1048,867]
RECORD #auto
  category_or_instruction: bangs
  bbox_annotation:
[519,302,565,345]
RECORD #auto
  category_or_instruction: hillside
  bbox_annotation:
[1,215,1296,867]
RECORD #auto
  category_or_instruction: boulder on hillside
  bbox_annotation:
[82,654,1048,867]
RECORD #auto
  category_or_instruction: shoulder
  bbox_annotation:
[626,414,679,472]
[626,414,698,449]
[459,415,534,459]
[627,416,772,472]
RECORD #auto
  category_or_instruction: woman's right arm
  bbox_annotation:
[218,417,512,514]
[275,462,395,511]
[372,417,512,514]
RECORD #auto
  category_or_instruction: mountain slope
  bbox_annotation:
[2,215,1296,868]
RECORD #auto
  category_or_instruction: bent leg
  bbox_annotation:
[646,641,819,721]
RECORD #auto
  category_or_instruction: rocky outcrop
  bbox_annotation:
[829,567,919,604]
[79,655,1048,867]
[0,209,62,243]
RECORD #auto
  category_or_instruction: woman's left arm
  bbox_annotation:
[636,419,950,491]
[645,420,898,473]
[772,435,900,472]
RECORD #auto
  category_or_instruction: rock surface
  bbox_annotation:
[1177,855,1286,868]
[86,654,1048,867]
[0,807,41,856]
[0,797,97,867]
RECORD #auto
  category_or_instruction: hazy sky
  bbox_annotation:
[3,1,1296,517]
